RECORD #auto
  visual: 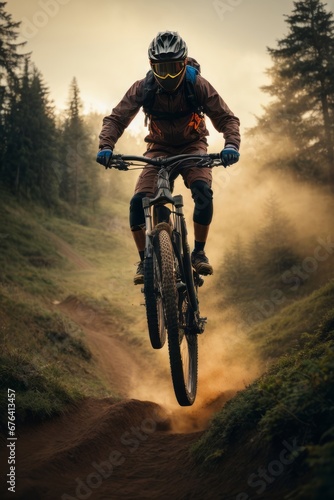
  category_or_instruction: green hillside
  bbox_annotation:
[193,280,334,499]
[0,190,145,425]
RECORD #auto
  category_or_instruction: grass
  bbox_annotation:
[0,289,110,427]
[247,280,334,360]
[0,350,81,425]
[0,191,144,426]
[192,282,334,498]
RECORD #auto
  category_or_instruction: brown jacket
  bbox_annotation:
[99,74,241,150]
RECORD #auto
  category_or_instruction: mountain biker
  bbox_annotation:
[96,31,240,285]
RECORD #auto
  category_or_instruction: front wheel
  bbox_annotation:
[144,252,166,349]
[156,231,198,405]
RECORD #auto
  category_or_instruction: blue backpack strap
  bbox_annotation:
[185,65,204,117]
[185,64,198,84]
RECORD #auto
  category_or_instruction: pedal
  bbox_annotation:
[197,316,207,334]
[197,277,204,287]
[194,274,204,287]
[186,316,207,335]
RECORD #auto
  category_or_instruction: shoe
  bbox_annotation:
[134,261,144,285]
[191,250,213,275]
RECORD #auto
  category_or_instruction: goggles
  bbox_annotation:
[151,60,186,79]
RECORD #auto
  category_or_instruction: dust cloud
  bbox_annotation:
[171,316,263,433]
[205,140,334,268]
[109,134,333,433]
[125,306,263,433]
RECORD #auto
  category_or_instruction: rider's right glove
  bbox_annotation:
[96,147,113,168]
[220,144,240,167]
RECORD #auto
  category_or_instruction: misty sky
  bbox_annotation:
[7,0,334,137]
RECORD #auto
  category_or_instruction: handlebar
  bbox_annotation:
[107,153,223,171]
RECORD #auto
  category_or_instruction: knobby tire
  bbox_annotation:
[144,253,166,349]
[155,229,198,406]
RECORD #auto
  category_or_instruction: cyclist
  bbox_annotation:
[96,31,240,285]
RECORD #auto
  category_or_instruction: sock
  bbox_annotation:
[139,250,145,261]
[194,241,205,253]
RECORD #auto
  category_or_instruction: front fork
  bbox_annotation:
[142,195,184,257]
[142,197,153,259]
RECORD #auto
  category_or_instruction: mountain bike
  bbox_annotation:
[108,153,223,406]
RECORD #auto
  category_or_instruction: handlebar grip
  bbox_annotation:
[209,153,221,160]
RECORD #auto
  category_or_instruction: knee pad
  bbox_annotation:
[129,192,146,230]
[190,180,213,226]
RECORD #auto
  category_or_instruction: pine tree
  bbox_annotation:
[256,193,298,277]
[59,78,100,209]
[218,235,254,303]
[28,68,61,204]
[0,2,28,170]
[0,2,26,78]
[217,195,300,310]
[249,0,334,185]
[3,60,60,205]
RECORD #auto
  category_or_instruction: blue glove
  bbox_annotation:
[221,145,240,167]
[96,148,113,167]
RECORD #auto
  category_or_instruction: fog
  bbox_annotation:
[7,0,318,132]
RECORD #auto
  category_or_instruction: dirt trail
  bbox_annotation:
[5,397,251,500]
[58,296,146,397]
[46,231,92,270]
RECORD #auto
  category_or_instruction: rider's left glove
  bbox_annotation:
[96,147,113,167]
[220,144,240,167]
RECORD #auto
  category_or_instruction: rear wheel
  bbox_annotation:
[155,230,198,406]
[169,290,198,406]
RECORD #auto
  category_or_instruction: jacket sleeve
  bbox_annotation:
[98,80,144,149]
[196,75,241,150]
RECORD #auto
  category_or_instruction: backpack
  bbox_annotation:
[142,57,204,125]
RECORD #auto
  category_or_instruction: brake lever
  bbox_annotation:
[105,160,129,171]
[115,161,129,171]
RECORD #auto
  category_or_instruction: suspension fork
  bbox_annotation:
[142,197,153,258]
[173,195,184,251]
